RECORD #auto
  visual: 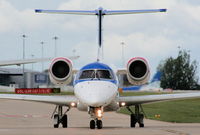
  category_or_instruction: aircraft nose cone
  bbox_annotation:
[83,95,106,107]
[74,81,117,107]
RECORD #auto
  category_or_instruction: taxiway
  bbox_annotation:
[0,99,199,135]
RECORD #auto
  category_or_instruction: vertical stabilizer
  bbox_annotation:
[35,8,167,62]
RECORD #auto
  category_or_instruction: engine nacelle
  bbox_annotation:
[49,57,73,85]
[127,57,150,85]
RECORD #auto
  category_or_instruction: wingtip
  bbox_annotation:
[160,9,167,12]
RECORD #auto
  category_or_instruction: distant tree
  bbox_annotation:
[157,50,199,90]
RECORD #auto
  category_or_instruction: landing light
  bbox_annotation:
[70,102,76,107]
[121,102,126,107]
[96,109,103,118]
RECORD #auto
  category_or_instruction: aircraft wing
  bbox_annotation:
[0,56,79,66]
[117,92,200,106]
[0,94,77,106]
[0,58,52,66]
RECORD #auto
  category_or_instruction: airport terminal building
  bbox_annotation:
[0,67,50,88]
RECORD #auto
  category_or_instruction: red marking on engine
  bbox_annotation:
[52,57,72,65]
[127,57,148,67]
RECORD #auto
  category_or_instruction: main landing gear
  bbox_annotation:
[127,105,145,128]
[52,105,70,128]
[89,107,103,129]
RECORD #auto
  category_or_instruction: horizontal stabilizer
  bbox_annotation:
[104,9,167,15]
[35,9,97,15]
[35,8,167,16]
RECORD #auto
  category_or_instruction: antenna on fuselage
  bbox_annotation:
[35,7,167,62]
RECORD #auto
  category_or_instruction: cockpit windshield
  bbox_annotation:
[79,70,113,80]
[96,70,112,79]
[79,70,95,79]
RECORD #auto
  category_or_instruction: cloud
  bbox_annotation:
[0,0,59,33]
[0,0,200,74]
[103,33,175,63]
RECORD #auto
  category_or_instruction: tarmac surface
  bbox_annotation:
[0,99,199,135]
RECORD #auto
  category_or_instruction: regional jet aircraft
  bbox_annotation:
[1,7,200,129]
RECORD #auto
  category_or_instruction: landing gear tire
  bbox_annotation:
[139,123,144,128]
[90,120,95,129]
[130,114,136,128]
[54,114,59,128]
[62,114,68,128]
[52,106,70,128]
[139,114,144,128]
[127,105,145,128]
[96,120,103,129]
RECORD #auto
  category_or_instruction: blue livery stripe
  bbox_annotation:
[74,79,117,85]
[35,9,42,13]
[160,9,167,12]
[80,62,112,70]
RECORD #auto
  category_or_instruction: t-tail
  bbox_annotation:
[35,7,167,61]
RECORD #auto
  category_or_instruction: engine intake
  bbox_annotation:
[49,57,73,85]
[127,57,150,85]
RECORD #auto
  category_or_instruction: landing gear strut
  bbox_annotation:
[127,105,144,128]
[52,105,70,128]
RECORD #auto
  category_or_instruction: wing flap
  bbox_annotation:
[117,92,200,106]
[0,94,77,106]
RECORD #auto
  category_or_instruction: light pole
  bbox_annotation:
[41,41,45,71]
[53,36,58,57]
[31,54,34,71]
[22,34,27,88]
[121,42,125,67]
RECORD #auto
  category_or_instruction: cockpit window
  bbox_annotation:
[96,70,112,79]
[79,70,113,80]
[79,70,95,79]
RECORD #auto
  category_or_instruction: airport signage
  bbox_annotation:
[35,74,48,83]
[15,88,52,94]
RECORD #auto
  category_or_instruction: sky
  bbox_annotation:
[0,0,200,77]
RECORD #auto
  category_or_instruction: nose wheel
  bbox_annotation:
[90,120,95,129]
[90,119,103,129]
[96,120,103,129]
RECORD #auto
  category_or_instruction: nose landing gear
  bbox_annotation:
[90,119,103,129]
[88,107,103,129]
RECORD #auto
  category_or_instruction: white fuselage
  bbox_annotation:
[74,80,118,107]
[73,62,119,109]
